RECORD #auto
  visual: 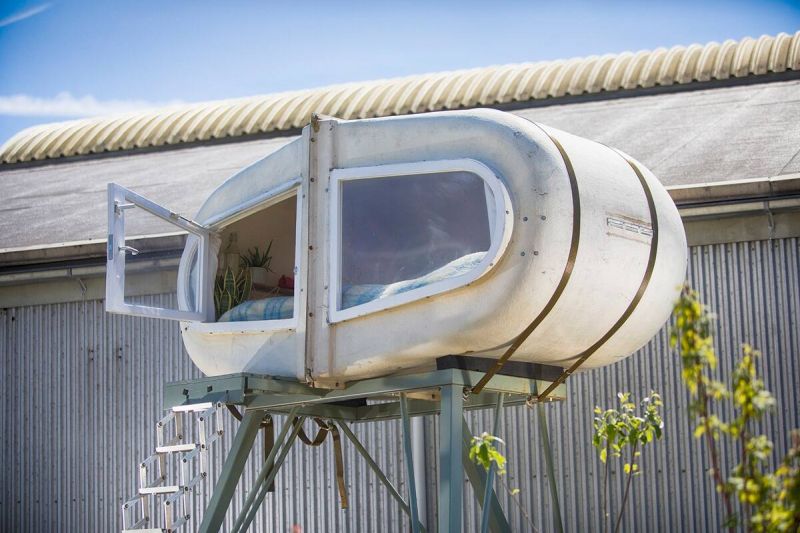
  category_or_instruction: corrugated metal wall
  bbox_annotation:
[1,237,798,532]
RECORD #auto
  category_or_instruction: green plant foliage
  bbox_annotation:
[240,240,273,270]
[592,391,664,533]
[670,284,800,532]
[213,266,252,318]
[469,432,507,475]
[468,430,537,529]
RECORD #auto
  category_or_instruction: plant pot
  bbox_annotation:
[249,267,269,289]
[249,268,281,290]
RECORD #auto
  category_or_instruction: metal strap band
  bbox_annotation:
[295,417,349,509]
[470,126,581,395]
[535,153,660,401]
[329,424,349,509]
[296,417,331,446]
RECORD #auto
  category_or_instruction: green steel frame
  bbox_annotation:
[165,367,567,533]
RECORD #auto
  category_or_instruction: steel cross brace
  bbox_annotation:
[230,408,301,533]
[164,369,566,422]
[199,409,263,533]
[169,364,566,532]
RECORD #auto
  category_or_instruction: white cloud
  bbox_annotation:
[0,3,52,28]
[0,92,186,118]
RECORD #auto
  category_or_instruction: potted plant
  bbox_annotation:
[214,265,252,319]
[240,241,275,289]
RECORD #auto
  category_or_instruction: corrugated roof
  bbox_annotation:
[2,31,799,164]
[3,79,799,251]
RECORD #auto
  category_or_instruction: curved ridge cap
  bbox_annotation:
[3,32,797,165]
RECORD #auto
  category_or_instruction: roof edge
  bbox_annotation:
[2,31,799,165]
[1,175,798,269]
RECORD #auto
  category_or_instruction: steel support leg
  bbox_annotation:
[235,416,305,533]
[400,394,422,533]
[199,409,263,533]
[231,409,299,533]
[537,403,564,533]
[481,394,505,533]
[461,418,511,533]
[439,384,464,533]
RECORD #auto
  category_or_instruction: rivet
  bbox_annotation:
[521,251,526,256]
[523,216,528,221]
[541,215,546,220]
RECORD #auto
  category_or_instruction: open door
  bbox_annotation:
[106,183,213,321]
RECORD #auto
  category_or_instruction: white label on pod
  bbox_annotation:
[606,214,653,244]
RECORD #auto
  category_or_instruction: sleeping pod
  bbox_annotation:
[106,108,687,383]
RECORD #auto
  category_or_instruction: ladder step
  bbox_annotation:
[140,485,181,495]
[172,402,214,413]
[156,444,196,453]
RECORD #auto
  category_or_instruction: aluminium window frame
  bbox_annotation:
[106,182,212,321]
[328,158,513,324]
[182,181,305,335]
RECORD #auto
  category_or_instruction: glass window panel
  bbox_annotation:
[339,170,492,310]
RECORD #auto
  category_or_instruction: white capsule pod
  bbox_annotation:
[118,108,687,381]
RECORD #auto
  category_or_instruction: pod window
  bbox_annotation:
[192,192,300,327]
[330,159,510,322]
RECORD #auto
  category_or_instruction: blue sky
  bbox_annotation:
[1,0,799,144]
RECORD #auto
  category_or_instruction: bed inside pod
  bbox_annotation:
[212,194,298,323]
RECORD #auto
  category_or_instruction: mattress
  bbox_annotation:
[218,252,485,322]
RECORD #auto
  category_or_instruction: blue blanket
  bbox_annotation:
[218,252,485,322]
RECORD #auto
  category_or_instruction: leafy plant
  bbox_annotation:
[592,391,664,533]
[468,431,538,530]
[214,266,252,318]
[670,284,800,532]
[469,432,507,475]
[240,241,273,270]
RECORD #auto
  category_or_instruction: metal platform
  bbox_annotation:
[162,358,567,533]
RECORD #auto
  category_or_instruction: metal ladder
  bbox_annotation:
[121,402,225,532]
